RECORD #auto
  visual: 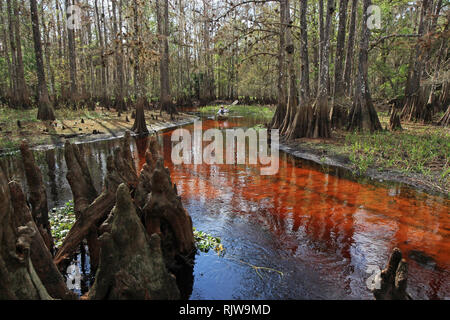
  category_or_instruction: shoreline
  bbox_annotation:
[0,115,199,155]
[280,141,449,199]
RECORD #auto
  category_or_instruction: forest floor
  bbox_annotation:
[0,105,195,153]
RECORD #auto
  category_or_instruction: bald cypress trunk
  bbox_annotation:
[311,0,333,138]
[401,0,432,122]
[343,0,357,96]
[330,0,349,129]
[347,0,382,132]
[270,0,287,129]
[157,0,176,115]
[30,0,55,121]
[280,0,298,135]
[112,0,126,112]
[13,0,31,109]
[299,0,310,103]
[65,0,78,108]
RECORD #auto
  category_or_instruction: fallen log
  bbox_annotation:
[88,184,179,300]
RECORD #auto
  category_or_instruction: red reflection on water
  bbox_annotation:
[135,119,450,299]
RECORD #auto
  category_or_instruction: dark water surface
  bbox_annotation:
[1,115,448,300]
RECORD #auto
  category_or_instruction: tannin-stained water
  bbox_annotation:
[1,116,448,299]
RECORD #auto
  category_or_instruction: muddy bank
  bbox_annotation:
[280,141,449,199]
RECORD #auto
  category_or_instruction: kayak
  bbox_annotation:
[216,114,228,121]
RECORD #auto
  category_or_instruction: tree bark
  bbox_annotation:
[347,0,382,132]
[310,0,334,138]
[401,0,432,122]
[132,99,150,135]
[12,0,31,109]
[89,184,180,300]
[334,0,348,99]
[65,0,78,107]
[0,169,52,300]
[270,0,288,129]
[30,0,56,121]
[112,0,126,112]
[20,140,55,254]
[8,181,76,300]
[371,248,411,300]
[280,0,299,135]
[54,133,139,268]
[343,0,357,96]
[330,0,349,128]
[299,0,310,103]
[157,0,176,115]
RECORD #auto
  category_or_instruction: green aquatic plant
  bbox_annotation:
[49,200,76,249]
[193,228,224,255]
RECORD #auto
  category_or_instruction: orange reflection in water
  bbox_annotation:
[136,119,449,299]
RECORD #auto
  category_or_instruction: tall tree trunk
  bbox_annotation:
[401,0,432,122]
[6,0,30,109]
[0,0,13,96]
[333,0,348,98]
[202,0,215,103]
[157,0,176,115]
[112,0,126,112]
[94,0,106,102]
[280,0,298,135]
[13,0,30,109]
[343,0,357,96]
[299,0,310,103]
[347,0,382,132]
[65,0,78,107]
[330,0,349,128]
[30,0,56,121]
[270,0,287,129]
[285,0,314,140]
[310,0,334,138]
[41,3,55,97]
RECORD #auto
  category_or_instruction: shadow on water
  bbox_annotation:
[0,113,448,300]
